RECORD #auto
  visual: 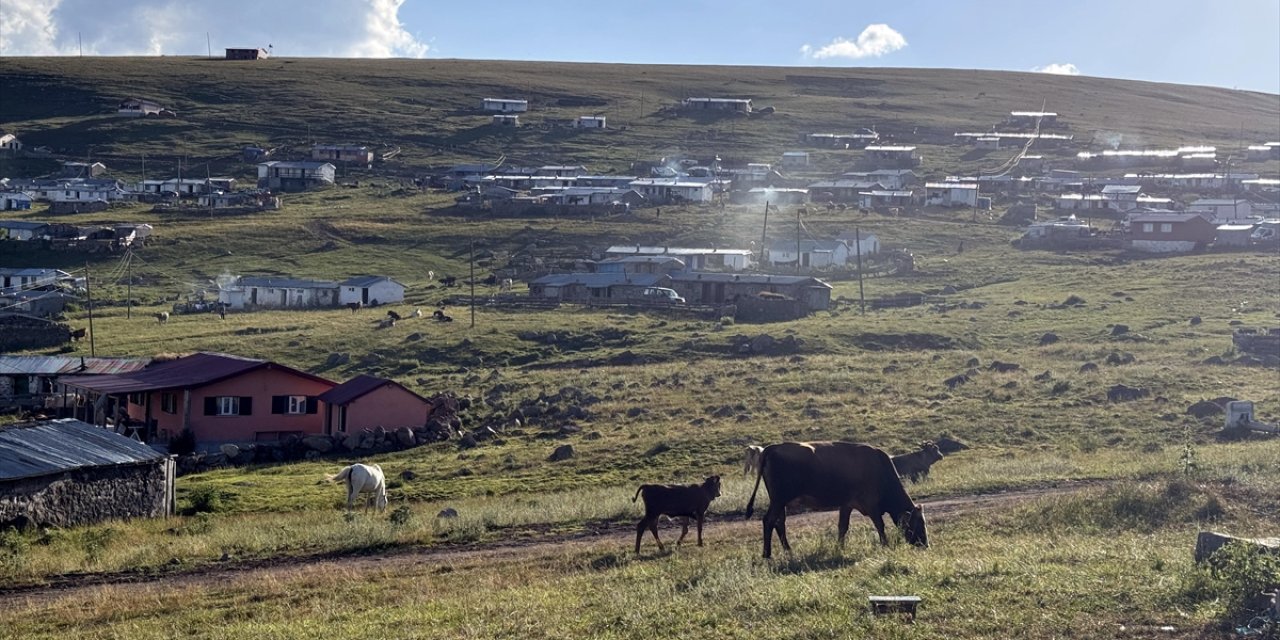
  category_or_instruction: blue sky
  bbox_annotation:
[4,0,1279,93]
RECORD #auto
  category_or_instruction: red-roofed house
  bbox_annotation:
[61,352,335,447]
[317,374,431,434]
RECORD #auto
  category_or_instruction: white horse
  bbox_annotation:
[743,445,764,476]
[327,463,388,511]
[410,307,423,318]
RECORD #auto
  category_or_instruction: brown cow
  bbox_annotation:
[745,441,927,558]
[891,441,944,483]
[633,476,721,553]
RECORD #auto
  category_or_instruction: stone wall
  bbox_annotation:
[0,461,172,528]
[0,315,71,352]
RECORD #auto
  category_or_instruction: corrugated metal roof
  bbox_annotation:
[240,276,337,289]
[61,352,265,394]
[0,419,165,481]
[341,275,402,288]
[669,272,832,288]
[531,273,665,288]
[318,374,429,407]
[0,356,150,376]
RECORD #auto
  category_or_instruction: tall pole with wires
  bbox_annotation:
[125,251,132,319]
[855,228,866,314]
[84,261,96,357]
[795,207,802,273]
[469,240,476,329]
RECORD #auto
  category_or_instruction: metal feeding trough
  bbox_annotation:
[869,595,921,622]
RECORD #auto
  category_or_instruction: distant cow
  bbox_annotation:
[346,302,362,314]
[433,309,453,322]
[743,445,764,476]
[156,311,169,324]
[499,278,513,292]
[482,273,497,286]
[633,476,722,553]
[891,442,945,484]
[386,310,402,321]
[439,275,457,287]
[410,308,423,318]
[745,441,927,558]
[70,328,87,341]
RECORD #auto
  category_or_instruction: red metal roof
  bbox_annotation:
[0,356,150,376]
[61,352,334,394]
[318,374,429,406]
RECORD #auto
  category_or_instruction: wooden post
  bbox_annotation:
[795,207,802,273]
[469,240,476,328]
[126,250,132,319]
[181,389,192,432]
[759,201,769,268]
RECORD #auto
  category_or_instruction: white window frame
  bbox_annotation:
[217,396,240,416]
[1142,223,1154,233]
[1160,223,1173,233]
[286,395,308,415]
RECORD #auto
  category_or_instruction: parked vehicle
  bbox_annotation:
[641,287,685,304]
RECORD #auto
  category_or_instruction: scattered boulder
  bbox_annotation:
[437,508,459,519]
[325,352,351,367]
[965,357,980,368]
[988,361,1021,373]
[944,373,971,389]
[302,435,334,453]
[457,434,478,449]
[1189,316,1202,326]
[935,436,969,454]
[1039,332,1060,346]
[1105,351,1136,366]
[219,444,241,460]
[1110,324,1130,336]
[1194,531,1280,564]
[583,431,602,440]
[1107,384,1150,403]
[1079,362,1099,373]
[1063,295,1086,306]
[342,432,362,450]
[644,442,672,457]
[400,470,417,481]
[1033,370,1052,382]
[548,444,575,462]
[1185,400,1226,419]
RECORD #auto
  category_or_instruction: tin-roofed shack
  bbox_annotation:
[0,419,175,528]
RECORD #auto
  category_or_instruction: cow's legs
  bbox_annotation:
[871,514,889,545]
[775,510,792,553]
[649,520,664,551]
[837,507,853,547]
[635,516,654,553]
[696,514,705,547]
[762,505,783,558]
[676,518,690,547]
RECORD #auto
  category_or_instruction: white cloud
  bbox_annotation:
[1032,63,1081,76]
[801,24,908,60]
[0,0,430,58]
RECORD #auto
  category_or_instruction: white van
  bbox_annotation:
[640,287,686,304]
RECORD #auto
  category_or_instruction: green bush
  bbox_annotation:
[1208,542,1280,618]
[388,506,413,527]
[182,485,230,515]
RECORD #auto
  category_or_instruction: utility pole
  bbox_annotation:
[469,240,476,328]
[84,261,96,357]
[207,33,212,59]
[759,201,769,267]
[855,228,866,314]
[126,251,132,319]
[795,207,802,273]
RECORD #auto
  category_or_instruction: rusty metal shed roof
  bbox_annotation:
[60,352,333,395]
[0,419,166,481]
[0,356,150,376]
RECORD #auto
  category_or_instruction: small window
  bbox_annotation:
[287,395,308,414]
[217,396,240,416]
[1142,223,1154,233]
[161,392,177,414]
[1160,223,1173,233]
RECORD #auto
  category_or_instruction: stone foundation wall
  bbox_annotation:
[0,461,171,528]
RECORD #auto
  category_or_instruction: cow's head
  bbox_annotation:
[919,441,944,463]
[703,475,722,498]
[898,504,928,548]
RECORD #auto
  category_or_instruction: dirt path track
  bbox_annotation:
[0,481,1100,604]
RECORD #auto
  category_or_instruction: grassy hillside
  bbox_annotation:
[2,57,1277,182]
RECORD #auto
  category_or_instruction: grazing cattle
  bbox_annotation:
[346,302,362,314]
[743,445,764,476]
[433,309,453,322]
[427,270,435,282]
[745,441,927,558]
[386,310,402,321]
[499,278,513,292]
[891,442,945,484]
[377,318,396,329]
[482,274,497,286]
[70,328,87,341]
[633,476,722,553]
[156,311,169,324]
[439,275,457,287]
[410,308,423,318]
[327,463,388,512]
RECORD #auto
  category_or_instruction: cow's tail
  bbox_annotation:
[326,465,352,484]
[632,485,649,503]
[744,450,767,519]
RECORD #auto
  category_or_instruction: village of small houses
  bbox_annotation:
[0,54,1277,639]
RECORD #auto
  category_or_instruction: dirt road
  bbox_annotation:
[0,481,1099,604]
